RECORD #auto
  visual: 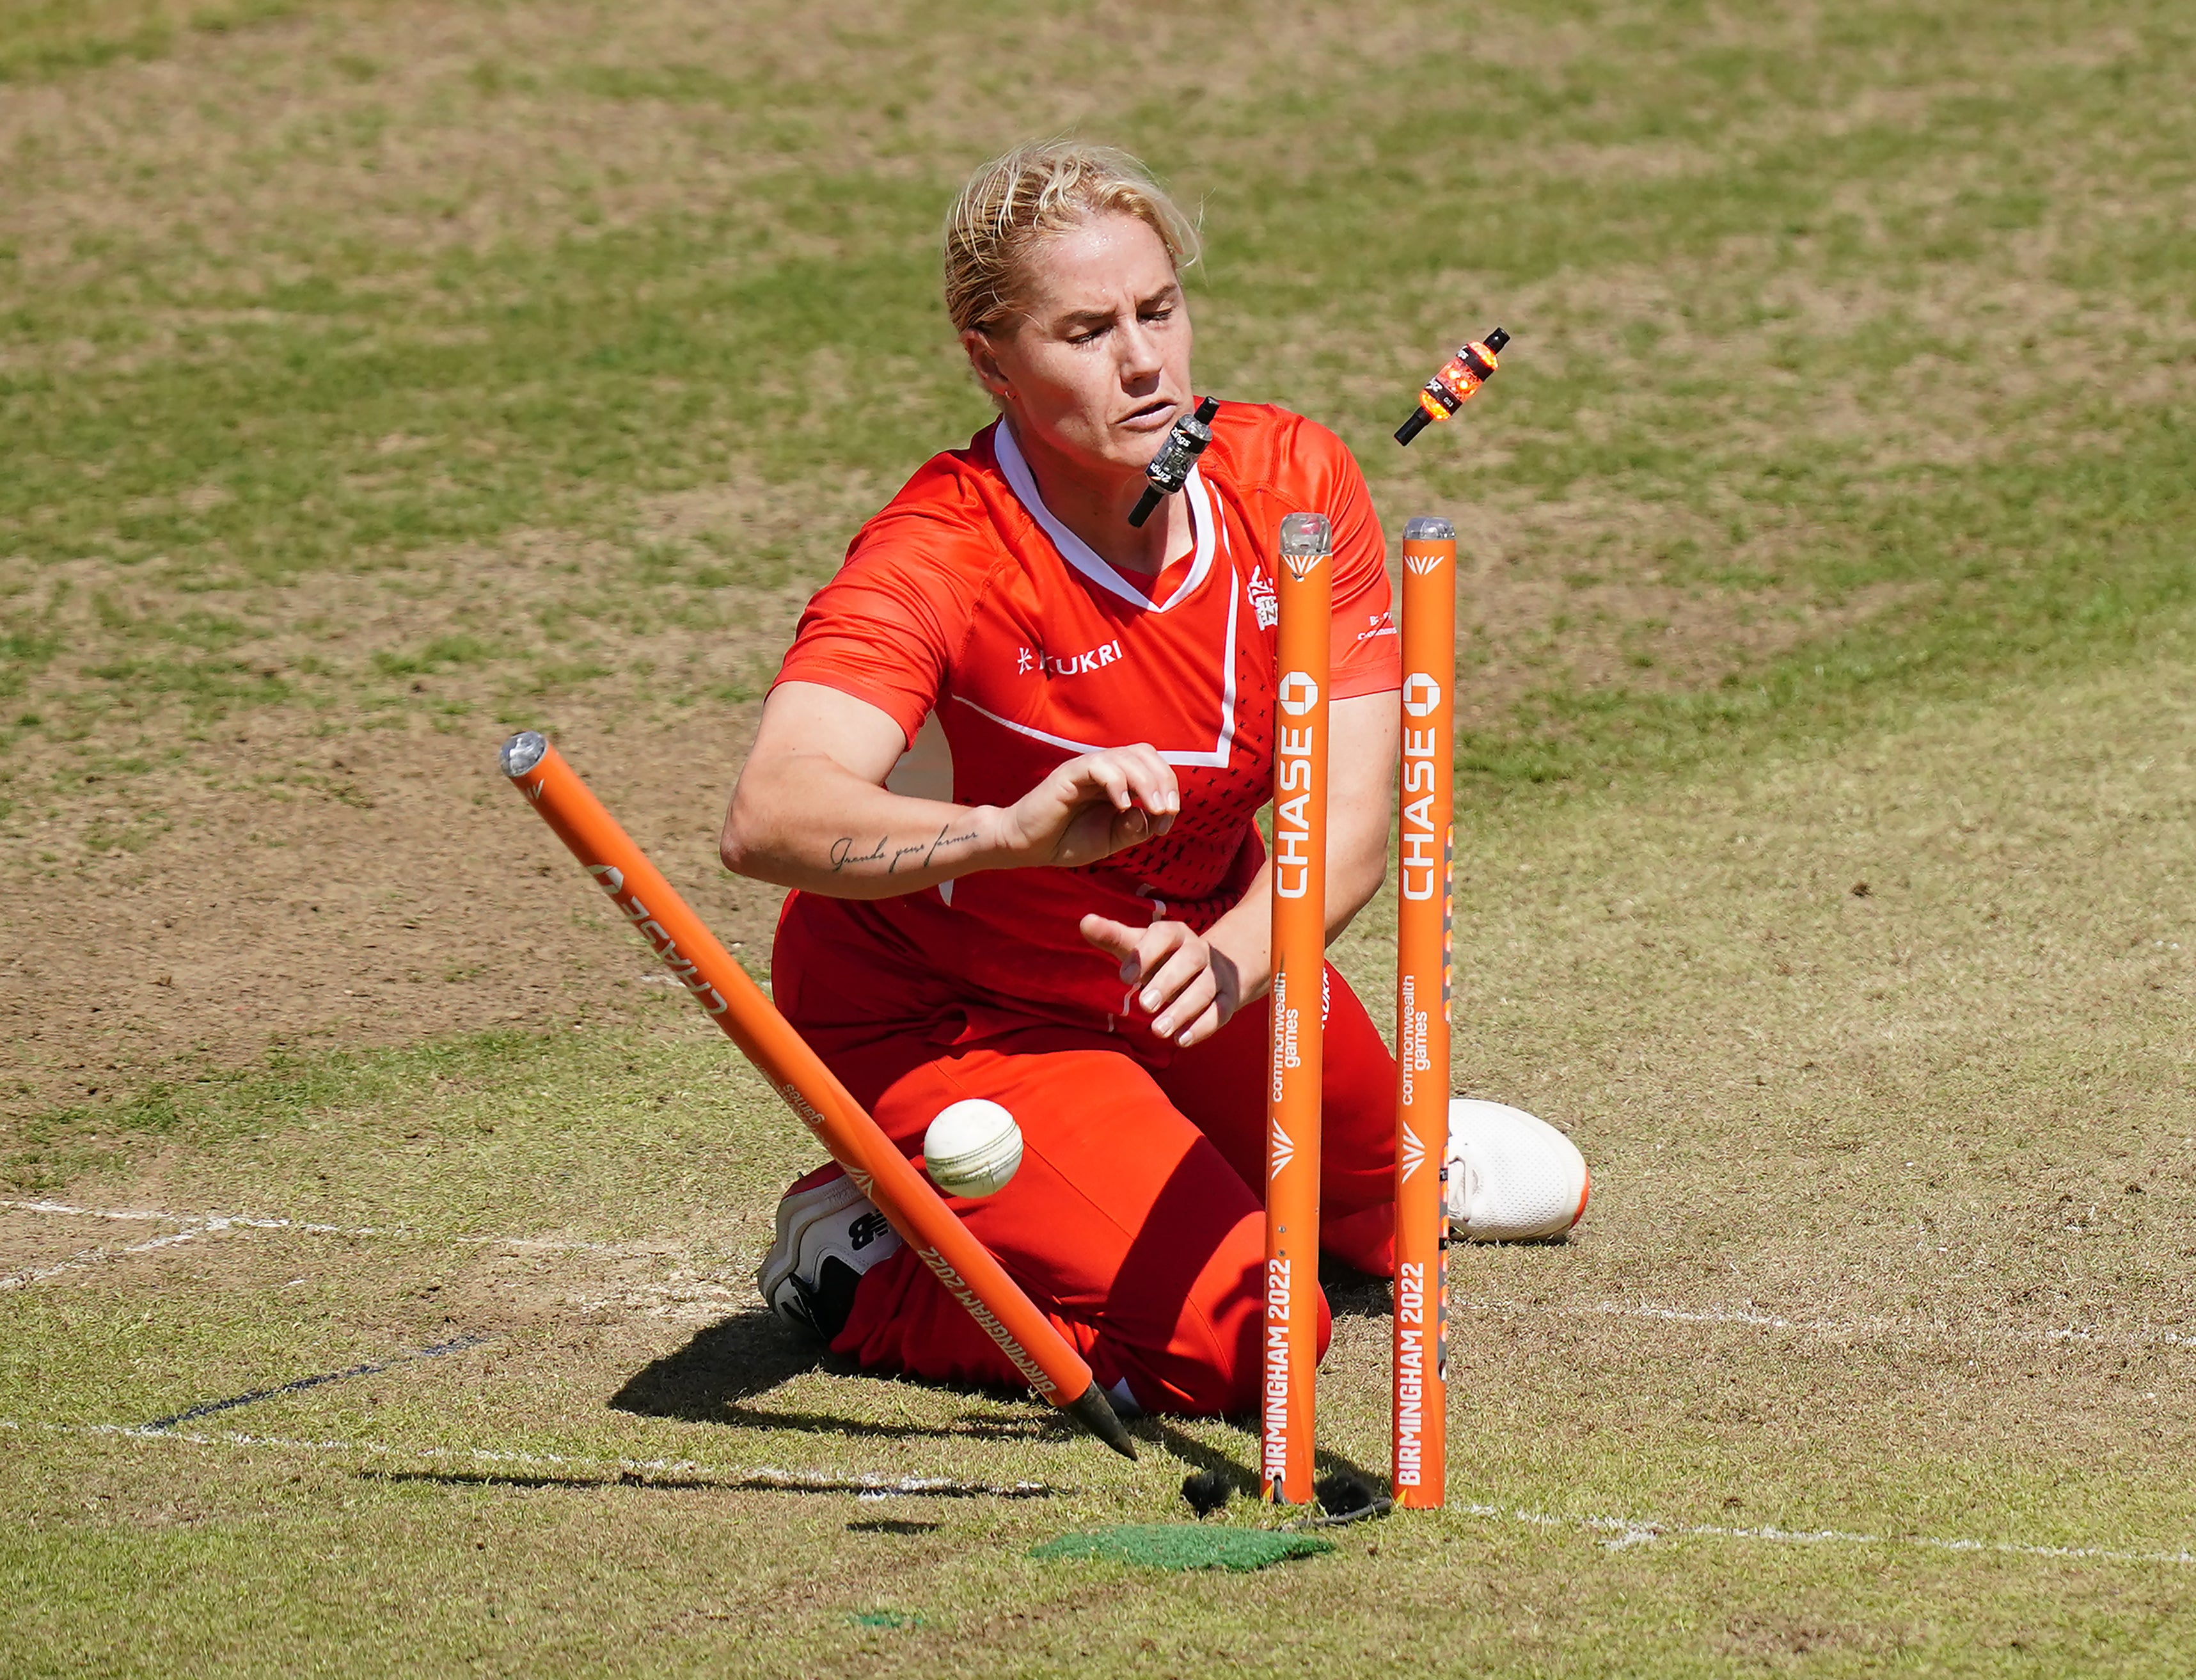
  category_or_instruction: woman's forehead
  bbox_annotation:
[1022,214,1178,316]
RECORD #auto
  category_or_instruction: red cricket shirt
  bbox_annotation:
[771,402,1400,1056]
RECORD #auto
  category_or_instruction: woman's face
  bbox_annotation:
[963,212,1194,479]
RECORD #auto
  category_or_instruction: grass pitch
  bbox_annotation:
[6,649,2192,1674]
[3,0,2193,1672]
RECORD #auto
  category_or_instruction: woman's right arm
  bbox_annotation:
[721,681,1182,899]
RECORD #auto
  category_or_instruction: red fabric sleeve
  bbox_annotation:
[1306,424,1400,699]
[772,514,980,749]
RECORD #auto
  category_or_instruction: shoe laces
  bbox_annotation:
[1445,1150,1481,1224]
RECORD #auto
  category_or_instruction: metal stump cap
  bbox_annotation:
[1403,516,1457,542]
[500,731,548,777]
[1277,512,1332,557]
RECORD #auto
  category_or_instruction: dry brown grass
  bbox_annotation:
[1,0,1485,286]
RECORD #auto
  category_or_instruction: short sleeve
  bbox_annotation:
[773,521,973,749]
[1314,428,1400,699]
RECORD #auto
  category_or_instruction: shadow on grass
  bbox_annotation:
[361,1469,718,1492]
[1133,1413,1387,1510]
[613,1308,1393,1494]
[1141,1415,1260,1496]
[1319,1255,1391,1320]
[357,1469,1045,1498]
[609,1309,1051,1443]
[608,1308,825,1419]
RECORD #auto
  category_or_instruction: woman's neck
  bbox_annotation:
[1004,417,1194,578]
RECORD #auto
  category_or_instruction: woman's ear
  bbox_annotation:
[960,328,1013,403]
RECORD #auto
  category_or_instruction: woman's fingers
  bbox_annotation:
[1012,748,1178,867]
[1125,920,1192,988]
[1173,997,1229,1047]
[1172,946,1243,1048]
[1073,754,1134,811]
[1078,914,1192,988]
[1080,914,1232,1043]
[1150,965,1217,1040]
[1120,746,1180,817]
[1114,921,1211,1035]
[1078,913,1145,972]
[1111,805,1171,853]
[1065,746,1176,816]
[1101,749,1176,853]
[1136,930,1208,1017]
[1171,1002,1224,1049]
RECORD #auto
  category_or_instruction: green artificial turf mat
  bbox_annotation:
[1028,1525,1336,1573]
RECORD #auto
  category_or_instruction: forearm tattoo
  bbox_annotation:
[828,821,979,876]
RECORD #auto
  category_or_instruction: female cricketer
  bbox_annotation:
[722,141,1587,1417]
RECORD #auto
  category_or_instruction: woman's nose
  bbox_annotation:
[1117,319,1164,380]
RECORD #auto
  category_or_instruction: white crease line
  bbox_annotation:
[15,1420,2184,1560]
[12,1201,2192,1352]
[1,1223,217,1290]
[1462,1501,2196,1567]
[19,1420,1054,1498]
[466,1237,626,1253]
[1,1210,383,1290]
[1452,1296,2196,1353]
[5,1200,370,1238]
[4,1201,200,1223]
[1,1198,624,1250]
[0,1199,622,1291]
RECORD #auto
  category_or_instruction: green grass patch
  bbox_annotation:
[1029,1525,1336,1572]
[0,0,310,82]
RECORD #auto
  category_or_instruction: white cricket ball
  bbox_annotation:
[922,1099,1023,1200]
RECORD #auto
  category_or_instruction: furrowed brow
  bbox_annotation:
[1051,284,1178,334]
[1055,307,1119,331]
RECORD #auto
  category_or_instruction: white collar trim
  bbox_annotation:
[991,419,1213,614]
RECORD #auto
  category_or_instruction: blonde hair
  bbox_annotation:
[942,141,1201,337]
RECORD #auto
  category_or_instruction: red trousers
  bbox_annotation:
[775,931,1398,1416]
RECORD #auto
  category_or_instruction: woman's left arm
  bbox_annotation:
[1080,688,1400,1046]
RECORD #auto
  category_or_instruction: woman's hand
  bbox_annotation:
[1080,914,1241,1047]
[722,686,1183,898]
[997,746,1180,869]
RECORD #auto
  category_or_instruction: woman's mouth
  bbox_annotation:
[1121,400,1176,431]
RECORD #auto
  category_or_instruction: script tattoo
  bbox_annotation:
[890,822,979,874]
[830,824,980,876]
[925,823,977,868]
[828,836,887,873]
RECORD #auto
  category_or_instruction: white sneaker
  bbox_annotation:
[755,1164,903,1338]
[1445,1099,1590,1241]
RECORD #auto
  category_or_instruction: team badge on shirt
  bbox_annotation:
[1245,565,1279,630]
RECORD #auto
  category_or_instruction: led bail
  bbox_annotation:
[1394,328,1510,447]
[1128,397,1220,527]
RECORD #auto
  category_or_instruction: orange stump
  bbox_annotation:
[499,731,1136,1460]
[1393,517,1457,1507]
[1264,511,1331,1504]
